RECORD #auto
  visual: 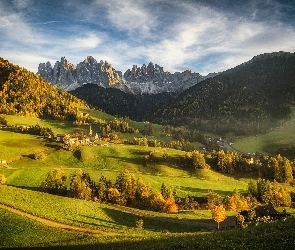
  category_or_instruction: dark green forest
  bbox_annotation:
[71,52,295,136]
[152,53,295,135]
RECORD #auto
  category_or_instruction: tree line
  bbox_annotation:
[40,169,294,216]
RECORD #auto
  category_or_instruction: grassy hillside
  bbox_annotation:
[0,185,295,249]
[0,208,90,249]
[0,110,247,199]
[1,106,295,249]
[233,106,295,158]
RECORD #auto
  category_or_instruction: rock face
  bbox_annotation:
[120,62,214,94]
[38,56,217,94]
[38,56,122,91]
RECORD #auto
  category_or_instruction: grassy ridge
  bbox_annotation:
[3,166,248,198]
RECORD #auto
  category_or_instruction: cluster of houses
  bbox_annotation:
[56,125,102,147]
[0,160,7,165]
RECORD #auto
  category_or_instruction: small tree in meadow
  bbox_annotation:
[211,204,227,230]
[0,174,7,185]
[135,219,144,230]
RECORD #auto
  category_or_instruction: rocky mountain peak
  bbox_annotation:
[38,56,218,94]
[38,56,121,91]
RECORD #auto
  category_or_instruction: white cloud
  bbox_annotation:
[1,0,295,76]
[70,33,102,49]
[0,8,47,46]
[0,50,51,73]
[12,0,32,10]
[98,0,157,36]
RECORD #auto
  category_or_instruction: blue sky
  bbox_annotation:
[1,0,295,75]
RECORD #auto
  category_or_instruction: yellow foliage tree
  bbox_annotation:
[211,204,227,230]
[163,197,178,213]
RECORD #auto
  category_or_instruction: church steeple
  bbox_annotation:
[89,124,92,136]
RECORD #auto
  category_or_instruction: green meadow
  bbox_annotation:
[1,108,295,249]
[233,106,295,158]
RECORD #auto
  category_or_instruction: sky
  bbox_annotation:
[1,0,295,75]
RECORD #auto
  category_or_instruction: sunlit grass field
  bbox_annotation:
[1,189,295,249]
[1,108,295,249]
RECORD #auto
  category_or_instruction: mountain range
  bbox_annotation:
[38,56,218,95]
[69,51,295,136]
[1,51,295,137]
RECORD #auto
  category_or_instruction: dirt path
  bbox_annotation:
[0,203,118,236]
[0,203,236,235]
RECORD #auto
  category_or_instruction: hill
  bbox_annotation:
[152,52,295,135]
[0,58,87,120]
[70,84,175,119]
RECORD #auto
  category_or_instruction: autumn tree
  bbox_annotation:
[224,189,251,211]
[161,183,172,200]
[69,169,93,200]
[236,213,245,228]
[107,187,122,204]
[96,174,112,202]
[211,204,227,230]
[163,197,178,213]
[40,168,67,195]
[191,150,210,169]
[248,178,292,207]
[0,174,7,185]
[143,123,155,136]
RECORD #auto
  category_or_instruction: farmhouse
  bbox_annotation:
[56,134,66,142]
[0,160,7,165]
[239,203,278,222]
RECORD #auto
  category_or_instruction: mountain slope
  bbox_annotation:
[151,52,295,135]
[0,58,87,120]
